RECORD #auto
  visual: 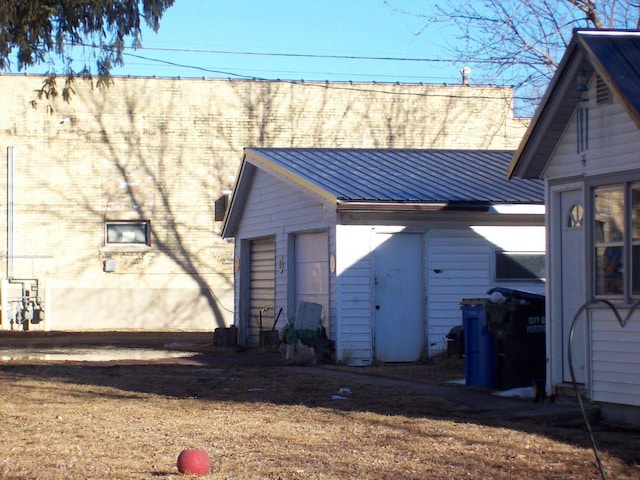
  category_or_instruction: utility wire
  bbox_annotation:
[120,51,539,103]
[125,44,549,67]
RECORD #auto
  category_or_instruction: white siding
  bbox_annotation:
[590,308,640,406]
[427,226,545,354]
[233,169,545,365]
[544,85,640,412]
[335,225,373,365]
[234,169,336,338]
[546,94,640,181]
[334,224,545,362]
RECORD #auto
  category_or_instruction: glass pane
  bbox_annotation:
[495,252,545,281]
[594,188,624,243]
[568,203,583,228]
[106,223,147,244]
[595,246,624,295]
[633,245,640,295]
[632,187,640,240]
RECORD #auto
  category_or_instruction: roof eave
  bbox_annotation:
[509,29,640,180]
[336,201,542,213]
[508,40,589,179]
[221,156,256,239]
[578,34,640,131]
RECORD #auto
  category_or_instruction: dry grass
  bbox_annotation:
[0,334,639,479]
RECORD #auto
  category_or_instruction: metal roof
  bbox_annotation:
[245,148,544,204]
[581,31,640,122]
[509,29,640,179]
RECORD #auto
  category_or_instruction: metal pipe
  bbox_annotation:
[7,146,13,279]
[5,147,44,330]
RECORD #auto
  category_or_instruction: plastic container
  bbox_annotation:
[461,299,495,389]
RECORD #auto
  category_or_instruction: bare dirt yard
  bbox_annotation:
[0,332,638,479]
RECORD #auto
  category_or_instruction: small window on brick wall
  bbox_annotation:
[106,221,150,246]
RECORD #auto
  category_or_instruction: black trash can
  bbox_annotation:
[445,325,465,358]
[486,288,545,391]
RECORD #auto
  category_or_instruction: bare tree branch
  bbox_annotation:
[389,0,640,115]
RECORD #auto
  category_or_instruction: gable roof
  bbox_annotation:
[508,29,640,179]
[222,148,544,237]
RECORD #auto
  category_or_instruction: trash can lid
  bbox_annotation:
[487,287,544,302]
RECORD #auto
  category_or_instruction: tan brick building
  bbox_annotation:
[0,74,527,332]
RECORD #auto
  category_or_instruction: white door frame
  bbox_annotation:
[551,185,589,387]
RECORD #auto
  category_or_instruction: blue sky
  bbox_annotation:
[14,1,468,85]
[115,0,459,83]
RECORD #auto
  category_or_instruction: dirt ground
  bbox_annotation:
[0,331,639,479]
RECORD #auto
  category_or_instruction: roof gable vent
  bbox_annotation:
[596,75,612,105]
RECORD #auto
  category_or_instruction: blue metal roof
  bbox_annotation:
[246,148,544,204]
[580,32,640,121]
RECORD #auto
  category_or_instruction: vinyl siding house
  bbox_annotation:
[223,148,545,365]
[508,29,640,426]
[0,74,527,332]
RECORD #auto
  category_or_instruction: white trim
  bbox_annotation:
[489,204,545,214]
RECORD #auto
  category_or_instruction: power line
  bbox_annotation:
[120,51,538,104]
[131,45,456,63]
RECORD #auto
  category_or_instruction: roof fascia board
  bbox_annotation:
[244,148,337,205]
[507,38,586,179]
[221,157,256,238]
[337,202,543,214]
[338,202,490,213]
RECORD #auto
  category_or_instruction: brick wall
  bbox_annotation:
[0,74,527,331]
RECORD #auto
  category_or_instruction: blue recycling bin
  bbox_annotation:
[461,299,495,388]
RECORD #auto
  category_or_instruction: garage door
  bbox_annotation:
[249,237,275,346]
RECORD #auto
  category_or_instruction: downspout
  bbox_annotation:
[7,146,13,280]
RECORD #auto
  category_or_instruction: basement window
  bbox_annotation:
[494,251,545,282]
[105,221,150,246]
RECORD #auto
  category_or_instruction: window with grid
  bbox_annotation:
[593,184,640,298]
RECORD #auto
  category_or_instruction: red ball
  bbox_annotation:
[177,448,211,476]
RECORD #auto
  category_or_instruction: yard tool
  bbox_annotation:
[272,307,283,331]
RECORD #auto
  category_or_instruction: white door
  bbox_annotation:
[373,233,424,362]
[294,232,329,329]
[560,190,588,384]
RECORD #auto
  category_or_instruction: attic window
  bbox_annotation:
[596,75,612,105]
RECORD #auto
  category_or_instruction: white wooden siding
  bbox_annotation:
[336,225,374,365]
[544,86,640,413]
[546,94,640,181]
[590,308,640,406]
[234,169,337,338]
[234,168,545,364]
[427,227,545,355]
